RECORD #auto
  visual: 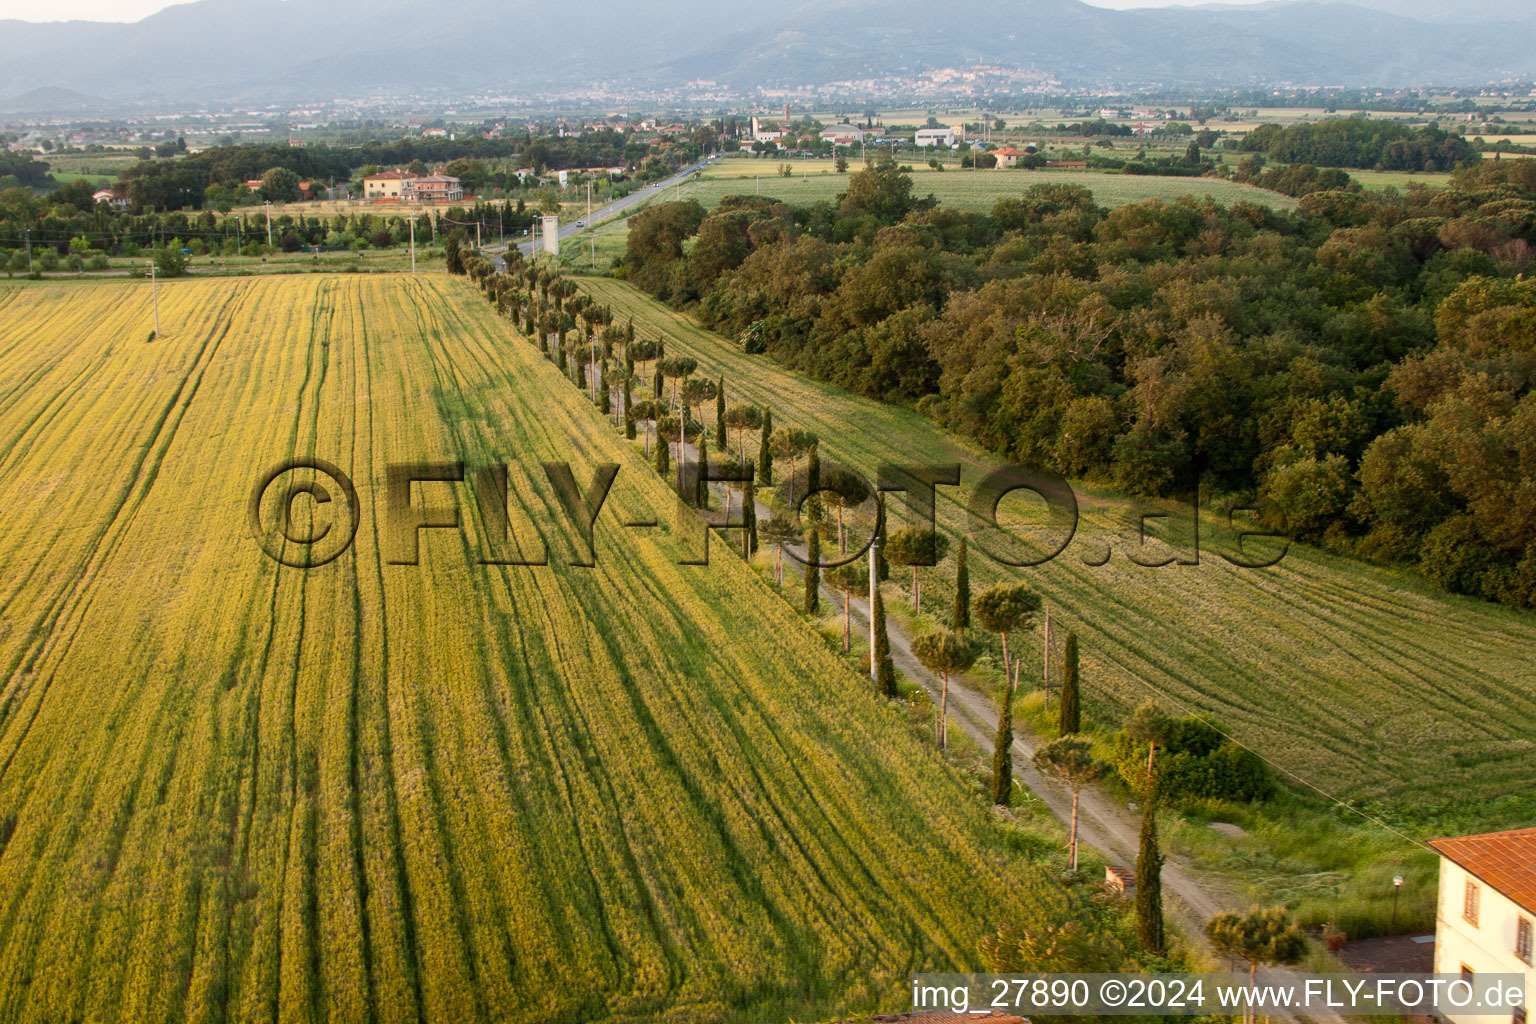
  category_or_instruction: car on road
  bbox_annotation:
[575,219,585,227]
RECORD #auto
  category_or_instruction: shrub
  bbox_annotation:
[1112,716,1275,803]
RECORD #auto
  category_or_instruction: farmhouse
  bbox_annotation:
[1428,828,1534,1024]
[914,127,956,147]
[364,169,414,199]
[994,146,1030,168]
[92,188,128,209]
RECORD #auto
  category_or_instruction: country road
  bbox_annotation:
[493,159,708,265]
[619,425,1350,1023]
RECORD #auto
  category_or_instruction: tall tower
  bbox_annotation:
[783,104,791,125]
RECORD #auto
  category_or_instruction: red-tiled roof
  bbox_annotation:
[1429,827,1536,913]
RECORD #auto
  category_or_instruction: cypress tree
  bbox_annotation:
[805,443,822,523]
[715,377,726,446]
[653,370,663,399]
[991,682,1013,806]
[574,357,586,391]
[758,407,774,486]
[954,536,970,629]
[1136,803,1165,953]
[874,494,889,582]
[557,343,568,372]
[600,381,610,414]
[656,432,670,476]
[624,409,636,440]
[1059,630,1081,735]
[873,586,895,697]
[696,435,710,508]
[622,374,632,420]
[804,528,820,615]
[742,475,758,556]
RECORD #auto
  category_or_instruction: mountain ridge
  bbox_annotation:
[3,0,1534,110]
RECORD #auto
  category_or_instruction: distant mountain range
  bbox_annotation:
[2,0,1534,113]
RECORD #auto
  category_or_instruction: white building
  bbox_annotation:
[819,123,864,145]
[1429,828,1534,1024]
[914,127,956,148]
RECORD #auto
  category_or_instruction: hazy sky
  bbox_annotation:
[0,0,1277,22]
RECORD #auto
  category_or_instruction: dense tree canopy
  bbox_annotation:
[1238,118,1479,172]
[622,158,1536,609]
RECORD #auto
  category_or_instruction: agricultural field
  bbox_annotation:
[576,276,1536,826]
[0,275,1069,1023]
[691,160,1298,212]
[36,150,141,178]
[1343,168,1456,190]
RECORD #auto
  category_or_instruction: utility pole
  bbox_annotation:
[868,541,879,683]
[24,228,31,274]
[476,221,481,250]
[409,218,416,273]
[148,260,160,337]
[586,180,592,226]
[264,201,273,248]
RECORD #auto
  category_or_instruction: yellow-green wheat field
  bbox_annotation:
[0,276,1063,1024]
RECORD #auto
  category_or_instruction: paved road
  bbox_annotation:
[493,161,708,267]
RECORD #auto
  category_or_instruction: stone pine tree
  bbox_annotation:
[991,680,1014,806]
[1136,795,1165,953]
[872,586,895,697]
[762,513,797,589]
[885,528,950,617]
[1059,630,1081,735]
[953,536,970,629]
[1126,701,1174,789]
[826,563,864,652]
[803,527,821,615]
[1032,735,1107,869]
[1205,907,1308,1024]
[757,407,774,486]
[912,629,976,750]
[974,583,1041,690]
